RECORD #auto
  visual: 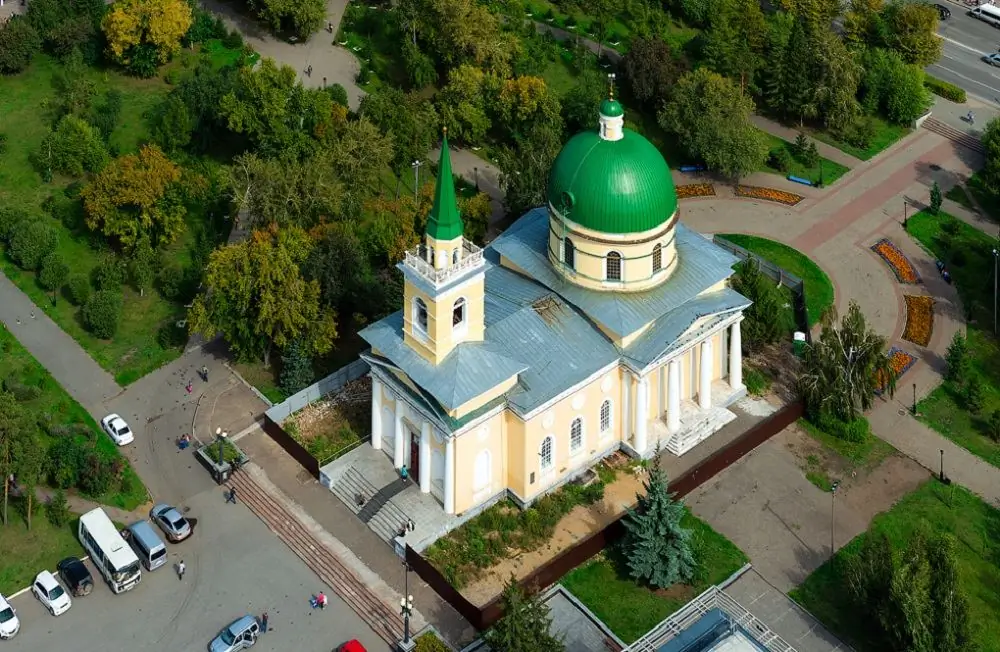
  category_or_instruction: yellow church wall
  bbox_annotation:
[453,411,506,514]
[503,411,527,497]
[402,271,486,365]
[425,233,463,271]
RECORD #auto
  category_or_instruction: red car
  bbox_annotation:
[337,642,366,652]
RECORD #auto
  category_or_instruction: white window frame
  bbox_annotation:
[540,435,554,474]
[600,400,612,437]
[412,297,429,337]
[570,417,584,454]
[452,296,467,335]
[605,251,623,282]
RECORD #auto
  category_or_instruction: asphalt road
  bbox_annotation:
[4,489,389,652]
[932,8,1000,103]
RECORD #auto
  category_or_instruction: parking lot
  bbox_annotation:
[4,488,388,652]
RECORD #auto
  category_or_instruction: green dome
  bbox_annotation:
[546,129,677,234]
[600,98,624,117]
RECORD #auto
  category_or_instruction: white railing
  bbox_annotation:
[404,239,484,287]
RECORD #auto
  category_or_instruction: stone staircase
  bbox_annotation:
[922,118,986,155]
[331,468,413,545]
[665,406,738,456]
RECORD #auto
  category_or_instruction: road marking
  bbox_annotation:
[931,61,1000,94]
[940,34,988,55]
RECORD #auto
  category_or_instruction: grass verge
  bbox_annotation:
[807,116,910,161]
[0,511,85,596]
[761,133,850,186]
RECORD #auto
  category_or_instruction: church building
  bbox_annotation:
[359,96,751,517]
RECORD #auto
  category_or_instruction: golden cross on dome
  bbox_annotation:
[607,73,616,100]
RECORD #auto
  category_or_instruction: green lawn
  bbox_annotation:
[0,317,148,511]
[966,170,1000,222]
[0,53,233,385]
[806,116,910,162]
[760,133,850,186]
[790,480,1000,652]
[797,418,896,470]
[946,183,978,214]
[715,234,835,326]
[906,210,1000,469]
[0,513,86,596]
[561,511,748,644]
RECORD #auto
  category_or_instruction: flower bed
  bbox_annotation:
[735,185,804,206]
[871,238,920,284]
[676,183,716,199]
[902,295,934,347]
[876,346,918,394]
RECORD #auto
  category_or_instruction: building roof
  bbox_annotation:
[546,122,676,234]
[490,208,742,337]
[600,97,624,117]
[425,133,464,241]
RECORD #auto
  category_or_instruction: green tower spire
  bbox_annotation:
[425,129,464,241]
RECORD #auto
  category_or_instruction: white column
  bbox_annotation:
[419,421,432,494]
[699,340,712,410]
[668,360,681,433]
[444,436,455,514]
[634,377,649,455]
[371,377,383,450]
[393,407,405,469]
[729,320,743,390]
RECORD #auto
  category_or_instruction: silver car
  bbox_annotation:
[150,504,192,543]
[984,53,1000,67]
[208,615,260,652]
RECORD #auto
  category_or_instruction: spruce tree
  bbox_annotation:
[620,466,696,589]
[483,576,564,652]
[930,181,943,215]
[279,340,314,396]
[944,332,969,385]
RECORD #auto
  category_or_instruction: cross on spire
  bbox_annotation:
[608,73,616,100]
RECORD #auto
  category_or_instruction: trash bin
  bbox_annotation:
[793,331,807,357]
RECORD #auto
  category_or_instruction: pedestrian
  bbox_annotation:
[322,76,327,87]
[201,365,209,382]
[307,65,313,77]
[186,381,193,394]
[226,486,237,504]
[261,612,269,633]
[30,311,35,319]
[177,560,186,580]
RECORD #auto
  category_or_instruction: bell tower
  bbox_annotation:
[400,130,486,365]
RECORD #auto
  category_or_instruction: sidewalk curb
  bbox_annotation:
[8,556,90,601]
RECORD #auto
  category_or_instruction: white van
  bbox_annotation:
[971,4,1000,26]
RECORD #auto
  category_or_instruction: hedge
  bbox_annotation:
[924,75,966,104]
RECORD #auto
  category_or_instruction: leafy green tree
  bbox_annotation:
[50,49,96,120]
[188,224,338,366]
[401,40,438,89]
[360,88,439,176]
[775,0,841,30]
[13,432,46,530]
[327,118,396,216]
[126,240,156,296]
[809,31,863,131]
[659,68,768,180]
[980,118,1000,195]
[151,94,193,153]
[0,16,42,75]
[561,69,606,134]
[623,37,686,110]
[102,0,192,71]
[764,18,814,124]
[496,76,563,143]
[66,274,91,305]
[9,220,58,272]
[38,253,70,291]
[483,576,564,652]
[436,64,491,145]
[46,489,71,527]
[227,152,344,229]
[247,0,325,39]
[799,301,895,422]
[27,0,107,62]
[861,49,929,125]
[881,0,942,66]
[279,340,314,396]
[701,0,766,91]
[620,466,696,589]
[731,258,789,350]
[844,0,886,49]
[989,409,1000,442]
[156,62,238,153]
[0,391,32,525]
[38,115,109,177]
[965,373,985,414]
[303,221,372,315]
[930,181,942,215]
[497,122,562,218]
[82,290,123,339]
[89,89,124,144]
[326,83,349,108]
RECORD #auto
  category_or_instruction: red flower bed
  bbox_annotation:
[902,295,934,347]
[735,185,804,206]
[676,183,716,199]
[871,238,919,284]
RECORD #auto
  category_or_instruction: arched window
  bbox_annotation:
[570,418,583,452]
[563,238,575,269]
[473,450,491,491]
[600,400,612,434]
[652,244,662,273]
[414,297,428,333]
[429,249,435,266]
[452,297,466,328]
[540,436,553,471]
[606,251,622,281]
[452,249,459,265]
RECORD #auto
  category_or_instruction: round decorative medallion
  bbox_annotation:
[571,395,584,410]
[542,412,554,429]
[477,427,489,442]
[601,376,612,393]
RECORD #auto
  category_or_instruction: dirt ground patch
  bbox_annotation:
[284,377,370,461]
[746,342,802,403]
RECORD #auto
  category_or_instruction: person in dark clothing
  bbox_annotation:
[226,486,237,504]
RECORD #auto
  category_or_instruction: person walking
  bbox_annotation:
[201,365,209,382]
[185,381,193,394]
[177,560,186,580]
[260,612,269,634]
[226,486,238,504]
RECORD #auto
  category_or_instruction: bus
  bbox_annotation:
[78,508,142,594]
[971,4,1000,27]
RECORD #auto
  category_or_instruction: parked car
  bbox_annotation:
[337,641,367,652]
[31,571,72,617]
[56,558,93,597]
[0,594,19,639]
[935,3,951,19]
[150,504,192,543]
[100,414,134,446]
[208,615,260,652]
[984,53,1000,67]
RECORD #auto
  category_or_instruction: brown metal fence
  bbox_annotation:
[261,413,320,479]
[407,400,805,631]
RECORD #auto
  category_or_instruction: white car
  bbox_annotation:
[101,413,134,446]
[32,571,71,617]
[0,594,19,639]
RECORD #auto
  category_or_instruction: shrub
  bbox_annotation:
[45,489,71,527]
[965,373,985,413]
[81,290,123,339]
[223,29,244,50]
[78,450,123,497]
[327,83,349,108]
[768,147,793,174]
[124,43,159,78]
[3,374,42,402]
[8,219,58,271]
[0,16,42,74]
[0,132,7,155]
[945,332,969,384]
[65,273,91,305]
[156,262,185,300]
[36,114,109,177]
[164,69,181,85]
[356,64,371,85]
[0,206,29,243]
[924,75,966,103]
[38,253,70,291]
[44,193,85,230]
[744,366,771,396]
[45,435,88,489]
[990,409,1000,442]
[92,256,124,291]
[817,412,871,443]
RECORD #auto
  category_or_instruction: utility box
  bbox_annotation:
[793,331,807,357]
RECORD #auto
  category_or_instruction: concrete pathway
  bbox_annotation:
[750,115,863,169]
[0,272,121,411]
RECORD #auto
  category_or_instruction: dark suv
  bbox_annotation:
[56,558,93,597]
[935,3,951,19]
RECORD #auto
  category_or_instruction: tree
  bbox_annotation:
[809,31,863,131]
[844,0,886,49]
[126,240,156,296]
[38,253,70,291]
[620,466,696,589]
[496,76,562,143]
[50,49,96,120]
[659,68,768,180]
[401,40,438,89]
[981,118,1000,195]
[483,576,564,652]
[623,37,686,110]
[861,48,929,125]
[66,274,91,306]
[881,0,942,67]
[227,152,344,230]
[731,258,790,350]
[0,391,32,525]
[945,333,969,384]
[561,70,606,134]
[701,0,767,91]
[303,221,374,316]
[775,0,841,30]
[326,118,396,210]
[82,290,123,339]
[80,144,185,251]
[13,432,45,530]
[279,339,314,396]
[799,301,895,423]
[360,88,439,175]
[103,0,192,72]
[188,224,338,366]
[8,220,58,271]
[460,192,492,246]
[151,94,193,153]
[436,65,491,145]
[930,182,943,215]
[247,0,325,39]
[27,0,106,62]
[989,410,1000,442]
[38,115,109,177]
[154,62,238,153]
[764,18,815,124]
[0,16,42,75]
[965,373,985,414]
[497,123,562,218]
[46,489,71,527]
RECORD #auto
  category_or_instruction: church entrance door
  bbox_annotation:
[410,431,420,482]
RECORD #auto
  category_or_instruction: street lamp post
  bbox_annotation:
[399,561,414,650]
[830,480,840,560]
[474,166,479,190]
[903,201,908,229]
[940,448,945,482]
[912,383,917,416]
[216,427,227,468]
[411,159,423,204]
[992,248,998,335]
